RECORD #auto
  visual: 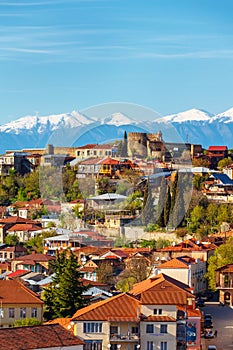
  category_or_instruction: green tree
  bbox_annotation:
[13,317,41,327]
[206,237,233,290]
[43,250,87,320]
[4,234,19,246]
[218,157,233,170]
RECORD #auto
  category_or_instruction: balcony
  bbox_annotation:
[110,333,139,342]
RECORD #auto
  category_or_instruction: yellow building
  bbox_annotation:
[0,280,43,327]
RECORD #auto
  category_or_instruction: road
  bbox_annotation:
[201,303,233,349]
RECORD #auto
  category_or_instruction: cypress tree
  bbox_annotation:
[121,131,128,157]
[43,250,88,320]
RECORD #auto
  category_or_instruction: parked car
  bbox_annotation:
[204,320,213,329]
[207,346,217,350]
[204,314,213,320]
[204,329,214,338]
[196,299,205,307]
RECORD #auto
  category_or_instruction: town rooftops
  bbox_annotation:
[0,216,39,225]
[129,273,194,305]
[208,146,228,151]
[7,223,42,232]
[71,292,140,322]
[216,263,233,272]
[0,324,83,350]
[0,280,43,304]
[209,173,233,185]
[157,257,191,269]
[14,252,54,262]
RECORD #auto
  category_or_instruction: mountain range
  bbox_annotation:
[1,107,233,154]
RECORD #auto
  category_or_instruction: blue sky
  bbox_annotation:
[1,0,233,123]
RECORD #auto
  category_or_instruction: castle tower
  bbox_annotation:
[128,132,148,158]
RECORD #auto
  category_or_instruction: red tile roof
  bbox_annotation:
[216,263,233,272]
[77,144,97,149]
[208,146,227,151]
[6,270,28,278]
[0,280,43,304]
[142,315,176,322]
[7,223,42,232]
[0,216,39,225]
[14,252,54,262]
[72,293,140,321]
[100,157,119,165]
[0,324,83,349]
[129,274,194,305]
[158,258,189,269]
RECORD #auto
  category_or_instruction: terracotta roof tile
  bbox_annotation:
[72,293,140,321]
[0,324,83,349]
[14,253,54,262]
[129,273,194,305]
[142,315,176,322]
[46,318,73,331]
[7,223,42,232]
[0,280,43,304]
[158,258,189,269]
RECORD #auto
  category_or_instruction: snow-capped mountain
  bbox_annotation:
[209,107,233,124]
[101,112,138,126]
[1,107,233,153]
[0,111,94,134]
[156,108,214,123]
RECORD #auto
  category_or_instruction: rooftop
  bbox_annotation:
[0,324,83,350]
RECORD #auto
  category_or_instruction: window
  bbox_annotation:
[146,324,154,333]
[132,326,139,334]
[20,307,26,318]
[160,342,167,350]
[84,340,102,350]
[154,309,162,315]
[9,308,14,318]
[31,308,37,318]
[110,345,117,350]
[83,322,102,333]
[110,325,118,335]
[147,341,153,350]
[160,325,167,334]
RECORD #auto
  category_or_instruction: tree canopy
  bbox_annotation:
[206,237,233,290]
[43,250,87,320]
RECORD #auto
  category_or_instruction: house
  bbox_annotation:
[0,216,42,243]
[0,279,43,327]
[71,273,201,350]
[0,324,83,350]
[129,274,201,350]
[75,144,115,160]
[11,252,54,274]
[0,245,27,261]
[156,238,217,262]
[0,152,34,176]
[6,223,42,243]
[77,157,103,178]
[71,292,141,350]
[202,172,233,202]
[154,256,207,294]
[207,146,228,168]
[216,263,233,306]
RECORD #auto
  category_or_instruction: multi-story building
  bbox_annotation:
[216,263,233,306]
[71,273,201,350]
[75,144,115,160]
[0,279,43,327]
[154,256,207,294]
